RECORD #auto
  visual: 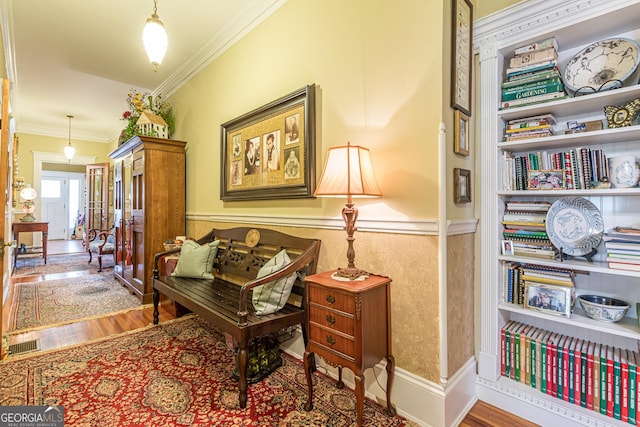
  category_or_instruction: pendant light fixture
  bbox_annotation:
[64,115,75,162]
[143,0,168,72]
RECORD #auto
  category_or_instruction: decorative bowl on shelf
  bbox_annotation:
[578,294,630,322]
[562,37,640,93]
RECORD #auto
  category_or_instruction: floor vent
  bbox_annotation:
[9,339,40,356]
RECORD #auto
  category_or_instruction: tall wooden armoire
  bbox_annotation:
[109,136,186,303]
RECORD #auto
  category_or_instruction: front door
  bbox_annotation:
[40,176,68,240]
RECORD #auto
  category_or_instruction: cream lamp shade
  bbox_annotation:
[143,0,168,72]
[315,143,382,198]
[19,184,38,222]
[315,142,381,280]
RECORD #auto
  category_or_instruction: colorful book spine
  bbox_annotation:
[500,91,567,109]
[601,345,609,415]
[530,328,538,390]
[559,336,569,401]
[568,337,576,404]
[501,82,564,101]
[506,60,558,78]
[574,338,582,405]
[581,340,588,408]
[525,327,533,386]
[501,69,560,89]
[502,78,562,96]
[509,47,558,68]
[593,343,601,414]
[514,37,558,55]
[608,345,615,417]
[615,347,622,420]
[587,341,595,410]
[622,349,630,423]
[541,331,550,394]
[520,325,530,384]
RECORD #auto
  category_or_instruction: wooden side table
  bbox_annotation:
[303,270,395,426]
[12,221,48,271]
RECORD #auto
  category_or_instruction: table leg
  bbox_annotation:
[303,350,315,411]
[386,355,397,416]
[42,230,48,264]
[354,372,364,427]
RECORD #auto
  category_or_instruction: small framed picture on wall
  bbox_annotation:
[454,109,470,156]
[454,168,471,203]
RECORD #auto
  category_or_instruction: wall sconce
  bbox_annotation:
[315,142,382,280]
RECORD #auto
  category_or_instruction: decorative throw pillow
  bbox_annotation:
[252,249,297,315]
[172,239,220,279]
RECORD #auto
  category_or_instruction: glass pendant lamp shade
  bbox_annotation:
[64,115,75,161]
[143,0,167,72]
[64,144,75,161]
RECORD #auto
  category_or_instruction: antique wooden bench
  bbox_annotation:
[152,226,321,409]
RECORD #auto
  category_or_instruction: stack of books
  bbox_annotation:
[604,227,640,272]
[504,113,556,142]
[501,37,567,109]
[502,147,610,191]
[503,262,574,306]
[502,200,556,259]
[501,321,639,423]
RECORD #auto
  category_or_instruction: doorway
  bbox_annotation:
[40,172,85,240]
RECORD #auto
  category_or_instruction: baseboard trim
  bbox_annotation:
[476,376,621,427]
[280,329,477,427]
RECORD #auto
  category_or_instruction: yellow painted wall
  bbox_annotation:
[170,0,445,221]
[476,0,522,18]
[15,133,112,185]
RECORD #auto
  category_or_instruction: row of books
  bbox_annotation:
[501,37,568,109]
[503,113,556,142]
[501,320,640,423]
[605,227,640,272]
[502,262,574,305]
[502,200,556,259]
[502,147,610,191]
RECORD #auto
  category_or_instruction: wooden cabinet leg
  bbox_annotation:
[354,373,364,427]
[386,355,397,416]
[303,350,315,411]
[237,343,248,409]
[336,366,344,389]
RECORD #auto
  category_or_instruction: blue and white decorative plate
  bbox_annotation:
[546,197,604,256]
[562,38,640,92]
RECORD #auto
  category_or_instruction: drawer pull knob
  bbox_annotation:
[326,314,336,324]
[326,336,336,346]
[325,294,335,304]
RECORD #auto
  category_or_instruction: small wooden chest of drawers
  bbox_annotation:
[303,270,396,426]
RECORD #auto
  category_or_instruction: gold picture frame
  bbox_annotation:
[220,85,316,201]
[451,0,473,116]
[454,167,471,203]
[454,109,469,156]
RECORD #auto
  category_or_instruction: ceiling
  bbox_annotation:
[1,0,285,143]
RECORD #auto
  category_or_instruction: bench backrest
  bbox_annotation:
[196,227,320,303]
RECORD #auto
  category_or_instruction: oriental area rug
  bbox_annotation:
[0,317,414,427]
[7,272,142,334]
[13,252,106,276]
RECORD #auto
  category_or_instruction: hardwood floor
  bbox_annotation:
[4,239,534,426]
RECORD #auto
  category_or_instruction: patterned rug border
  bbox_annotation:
[4,315,197,362]
[7,274,144,335]
[7,304,152,336]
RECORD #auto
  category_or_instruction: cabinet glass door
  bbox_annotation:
[84,163,110,249]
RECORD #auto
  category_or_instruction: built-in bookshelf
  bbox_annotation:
[476,2,640,426]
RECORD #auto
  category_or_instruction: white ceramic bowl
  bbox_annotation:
[578,294,630,322]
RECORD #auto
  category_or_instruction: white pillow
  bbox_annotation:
[252,249,297,315]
